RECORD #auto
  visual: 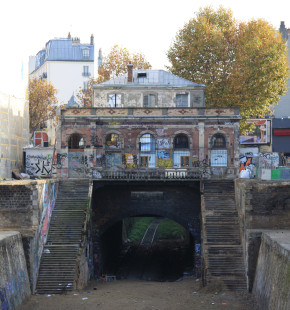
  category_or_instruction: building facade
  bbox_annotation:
[0,91,29,179]
[29,33,94,106]
[56,68,241,180]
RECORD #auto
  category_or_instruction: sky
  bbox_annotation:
[1,0,290,98]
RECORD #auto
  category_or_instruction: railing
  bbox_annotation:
[92,168,202,180]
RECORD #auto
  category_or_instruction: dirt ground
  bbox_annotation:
[19,278,258,310]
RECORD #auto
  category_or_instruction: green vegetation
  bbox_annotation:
[156,219,187,240]
[126,217,155,242]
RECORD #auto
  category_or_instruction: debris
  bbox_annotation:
[195,278,200,282]
[212,302,215,305]
[88,291,91,293]
[93,287,97,290]
[67,283,72,286]
[47,295,51,297]
[73,294,79,296]
[193,291,198,294]
[43,249,50,254]
[222,302,227,305]
[82,297,88,300]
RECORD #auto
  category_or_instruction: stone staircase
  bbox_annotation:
[201,180,247,290]
[36,179,90,294]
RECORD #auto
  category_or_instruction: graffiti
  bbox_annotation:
[26,153,56,176]
[56,153,68,169]
[106,153,122,168]
[156,128,164,136]
[239,154,254,178]
[0,271,30,310]
[157,138,170,149]
[96,154,106,167]
[32,182,57,287]
[195,243,201,277]
[192,158,210,176]
[125,153,136,168]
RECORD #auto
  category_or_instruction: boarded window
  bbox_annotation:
[211,150,227,167]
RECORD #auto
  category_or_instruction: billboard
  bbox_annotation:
[240,119,267,144]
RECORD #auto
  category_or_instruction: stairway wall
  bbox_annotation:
[201,180,247,290]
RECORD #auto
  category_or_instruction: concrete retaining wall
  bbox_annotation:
[0,231,31,310]
[0,179,58,292]
[253,231,290,310]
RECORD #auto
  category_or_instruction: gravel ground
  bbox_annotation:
[19,278,258,310]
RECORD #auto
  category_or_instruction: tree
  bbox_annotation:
[77,45,152,107]
[167,6,289,133]
[28,77,58,133]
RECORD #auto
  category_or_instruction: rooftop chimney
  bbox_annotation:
[90,34,94,45]
[127,63,133,83]
[68,32,71,39]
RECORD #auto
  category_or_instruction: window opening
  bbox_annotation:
[139,134,155,152]
[106,133,121,149]
[140,156,149,168]
[137,72,147,78]
[174,134,189,149]
[180,156,190,168]
[176,94,188,107]
[82,48,90,59]
[83,66,89,76]
[109,94,122,107]
[211,134,226,149]
[68,133,83,149]
[143,94,156,107]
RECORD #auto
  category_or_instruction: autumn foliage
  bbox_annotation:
[28,77,58,133]
[77,45,151,107]
[167,6,289,133]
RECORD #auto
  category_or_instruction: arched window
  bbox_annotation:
[106,133,121,149]
[68,133,84,149]
[139,134,156,168]
[139,134,155,152]
[174,134,189,149]
[173,134,190,168]
[210,134,227,167]
[211,134,226,149]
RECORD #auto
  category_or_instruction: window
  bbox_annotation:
[82,48,90,59]
[211,134,226,149]
[68,133,84,149]
[181,156,190,168]
[138,72,147,78]
[176,94,188,107]
[143,94,156,107]
[174,134,189,149]
[139,134,155,152]
[106,133,121,149]
[140,156,149,168]
[83,81,88,92]
[83,66,89,76]
[211,150,227,167]
[109,94,122,107]
[211,134,227,167]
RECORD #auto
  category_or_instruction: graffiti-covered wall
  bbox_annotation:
[24,147,56,177]
[0,232,31,310]
[0,179,58,293]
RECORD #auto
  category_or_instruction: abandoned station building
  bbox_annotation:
[50,66,247,291]
[57,66,240,179]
